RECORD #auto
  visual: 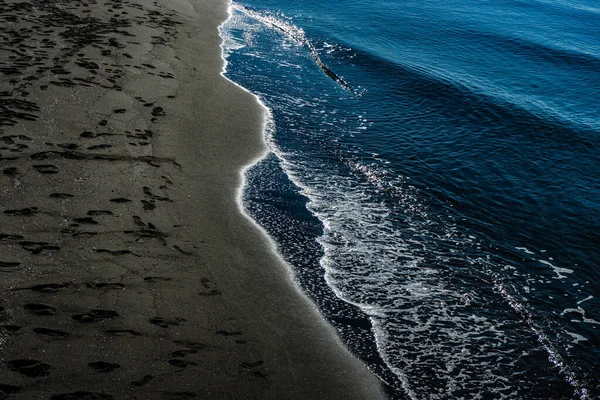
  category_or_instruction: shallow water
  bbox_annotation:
[221,1,600,398]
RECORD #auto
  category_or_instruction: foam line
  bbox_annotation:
[232,2,354,91]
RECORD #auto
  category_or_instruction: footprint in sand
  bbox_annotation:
[131,375,153,386]
[144,276,172,283]
[198,289,221,297]
[87,144,112,150]
[19,241,61,254]
[0,384,21,396]
[199,278,221,296]
[33,328,69,338]
[84,282,124,290]
[56,143,78,150]
[87,210,113,216]
[172,341,208,351]
[0,234,24,241]
[50,193,74,199]
[170,350,198,358]
[149,317,185,328]
[88,362,120,373]
[141,200,156,210]
[216,330,242,337]
[240,361,269,379]
[0,261,21,271]
[93,249,134,256]
[3,167,18,176]
[240,361,264,369]
[109,197,131,203]
[173,245,193,256]
[104,329,142,337]
[168,359,197,368]
[24,303,57,316]
[33,164,59,174]
[20,283,69,293]
[132,216,145,227]
[72,309,119,323]
[4,207,38,216]
[7,359,51,377]
[1,325,21,333]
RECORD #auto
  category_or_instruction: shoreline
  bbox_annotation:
[0,0,386,398]
[206,1,390,398]
[220,8,405,396]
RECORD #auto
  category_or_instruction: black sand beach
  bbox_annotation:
[0,0,385,398]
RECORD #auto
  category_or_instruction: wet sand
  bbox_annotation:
[0,0,386,398]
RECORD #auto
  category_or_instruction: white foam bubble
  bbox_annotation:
[577,295,593,305]
[516,246,535,255]
[565,331,588,344]
[539,259,574,280]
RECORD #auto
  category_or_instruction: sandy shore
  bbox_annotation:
[0,0,386,398]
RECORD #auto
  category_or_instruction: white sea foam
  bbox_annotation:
[215,9,393,388]
[516,246,535,255]
[577,295,593,305]
[539,259,574,280]
[564,331,588,344]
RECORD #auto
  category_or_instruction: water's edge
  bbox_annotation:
[217,3,399,397]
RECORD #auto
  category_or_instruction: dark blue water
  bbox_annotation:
[220,1,600,398]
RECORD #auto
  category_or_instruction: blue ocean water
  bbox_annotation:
[220,1,600,398]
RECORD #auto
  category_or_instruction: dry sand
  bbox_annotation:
[0,0,386,398]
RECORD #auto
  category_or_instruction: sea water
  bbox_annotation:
[220,1,600,398]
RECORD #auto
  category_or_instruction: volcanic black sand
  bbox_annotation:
[0,0,385,398]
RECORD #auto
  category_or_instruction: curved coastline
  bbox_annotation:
[209,1,389,398]
[0,0,386,397]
